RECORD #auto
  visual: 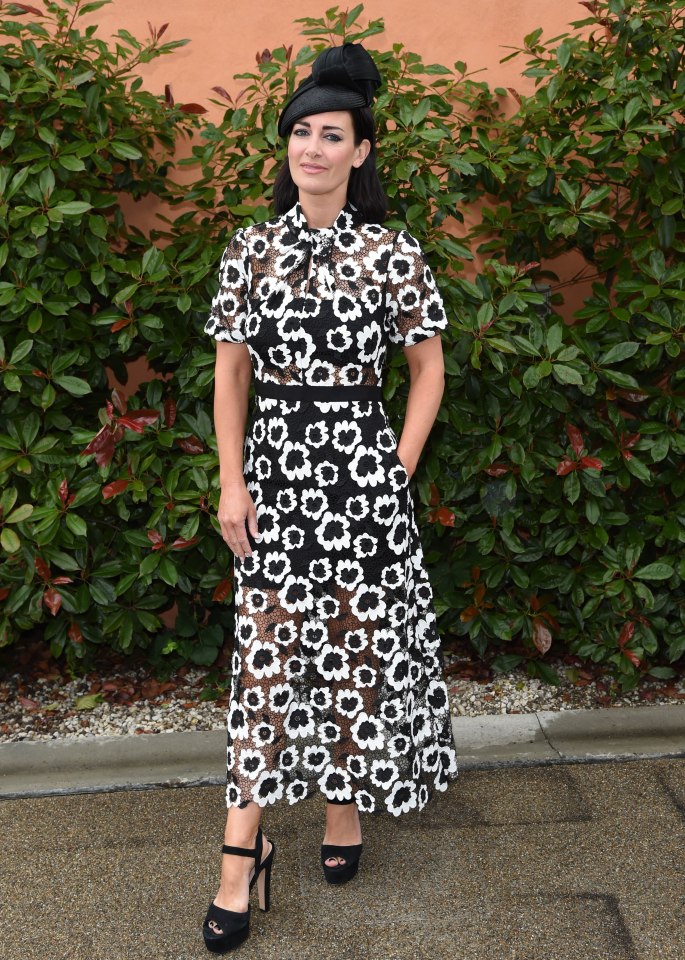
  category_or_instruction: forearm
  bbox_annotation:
[213,363,251,487]
[397,367,444,477]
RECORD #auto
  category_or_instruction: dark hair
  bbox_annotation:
[273,107,388,224]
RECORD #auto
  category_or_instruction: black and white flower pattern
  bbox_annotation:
[205,200,458,816]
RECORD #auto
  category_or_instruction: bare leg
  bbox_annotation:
[322,801,362,867]
[213,802,272,915]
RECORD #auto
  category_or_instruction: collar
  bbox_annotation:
[283,200,360,247]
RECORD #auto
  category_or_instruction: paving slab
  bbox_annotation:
[1,758,683,960]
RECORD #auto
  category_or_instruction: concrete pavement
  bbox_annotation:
[1,705,683,960]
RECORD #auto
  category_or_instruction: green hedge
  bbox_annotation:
[1,0,683,689]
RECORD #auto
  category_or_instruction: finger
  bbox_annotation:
[247,504,260,540]
[231,523,252,559]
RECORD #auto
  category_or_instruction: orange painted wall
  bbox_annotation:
[93,1,578,109]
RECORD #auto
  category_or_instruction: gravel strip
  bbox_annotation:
[1,656,684,743]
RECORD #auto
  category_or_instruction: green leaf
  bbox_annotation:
[9,339,33,364]
[1,528,20,552]
[633,563,674,581]
[600,342,639,365]
[552,364,583,385]
[109,142,143,160]
[59,155,87,172]
[65,513,88,537]
[53,376,92,397]
[52,201,93,216]
[6,503,33,523]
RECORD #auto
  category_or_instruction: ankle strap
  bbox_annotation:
[222,826,263,861]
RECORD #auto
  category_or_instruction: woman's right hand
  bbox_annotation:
[218,480,260,559]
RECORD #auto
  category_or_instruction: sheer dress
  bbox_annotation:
[204,201,458,816]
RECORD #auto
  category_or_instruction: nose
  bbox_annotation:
[304,137,322,157]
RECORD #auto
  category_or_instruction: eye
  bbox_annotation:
[292,127,309,136]
[325,133,342,142]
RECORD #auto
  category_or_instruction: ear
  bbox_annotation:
[352,138,371,168]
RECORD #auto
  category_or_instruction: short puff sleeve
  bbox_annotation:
[386,230,448,346]
[204,228,250,343]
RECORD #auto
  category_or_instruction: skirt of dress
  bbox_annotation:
[225,393,458,817]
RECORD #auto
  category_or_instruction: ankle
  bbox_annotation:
[224,828,260,848]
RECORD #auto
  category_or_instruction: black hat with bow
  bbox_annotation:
[277,42,382,138]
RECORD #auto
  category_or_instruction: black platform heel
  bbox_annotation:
[203,827,275,954]
[321,796,362,885]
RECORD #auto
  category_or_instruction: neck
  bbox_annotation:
[298,188,348,229]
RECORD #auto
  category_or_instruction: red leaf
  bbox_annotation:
[211,86,233,102]
[532,618,552,655]
[165,84,174,106]
[484,463,508,477]
[13,3,43,14]
[0,587,10,601]
[43,587,62,615]
[435,507,455,527]
[111,387,127,415]
[566,423,584,456]
[58,478,69,504]
[80,426,117,467]
[157,22,169,39]
[68,621,83,644]
[580,456,603,470]
[102,479,130,499]
[35,557,51,581]
[179,103,208,115]
[624,649,641,668]
[459,605,478,623]
[556,458,577,476]
[170,536,199,550]
[622,450,633,461]
[212,578,233,601]
[507,87,522,105]
[19,696,40,709]
[176,436,204,455]
[147,530,165,549]
[164,396,177,427]
[119,409,160,432]
[617,620,635,648]
[32,367,47,378]
[51,576,73,585]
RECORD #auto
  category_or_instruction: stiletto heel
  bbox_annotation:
[202,827,275,954]
[257,846,274,912]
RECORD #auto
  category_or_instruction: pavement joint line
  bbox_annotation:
[534,710,563,759]
[1,704,683,801]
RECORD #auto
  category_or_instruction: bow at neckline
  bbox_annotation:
[281,201,360,292]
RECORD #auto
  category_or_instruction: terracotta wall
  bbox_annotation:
[93,0,577,108]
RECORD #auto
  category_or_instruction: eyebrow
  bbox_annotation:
[294,120,346,132]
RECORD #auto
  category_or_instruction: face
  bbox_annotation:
[287,111,371,201]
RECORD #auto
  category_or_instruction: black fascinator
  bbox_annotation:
[277,42,382,137]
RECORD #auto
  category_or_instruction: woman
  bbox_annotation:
[202,42,458,953]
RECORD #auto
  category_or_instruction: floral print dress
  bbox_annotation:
[204,200,458,816]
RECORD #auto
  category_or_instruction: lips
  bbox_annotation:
[301,164,326,173]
